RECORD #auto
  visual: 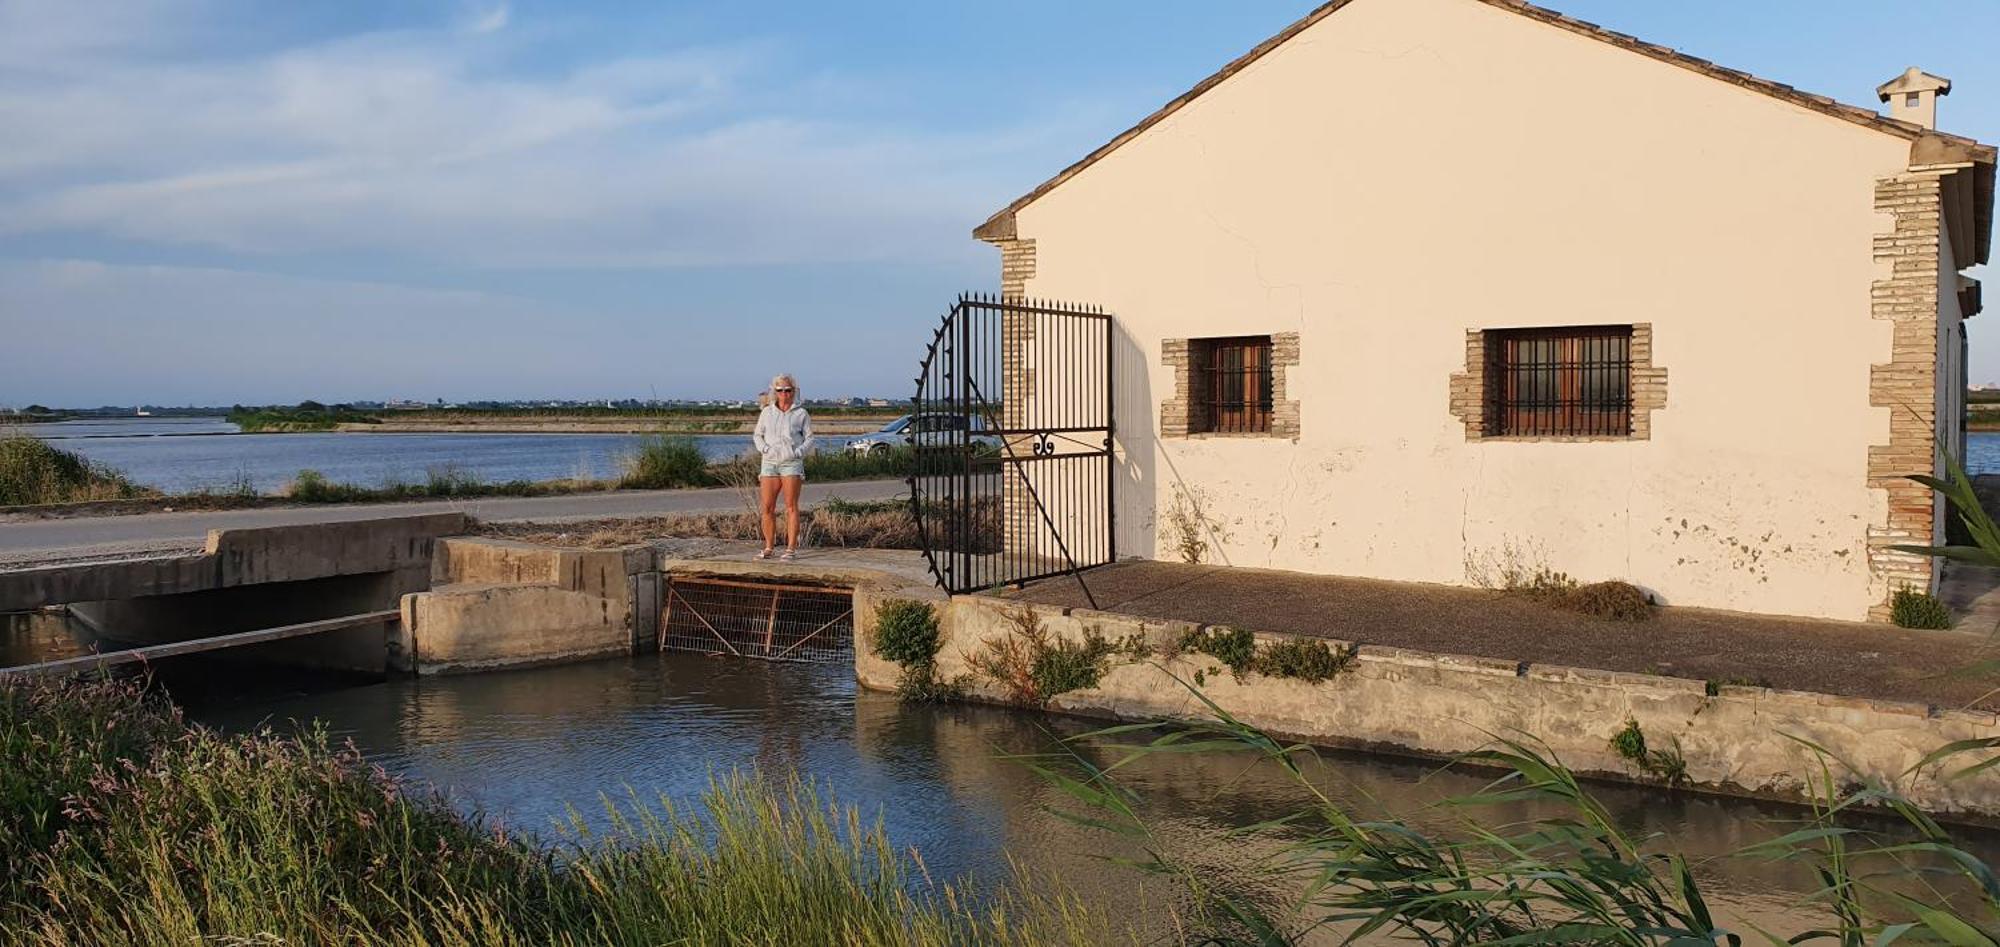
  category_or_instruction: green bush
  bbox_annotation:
[1029,634,1119,699]
[1254,637,1354,683]
[1891,588,1953,630]
[870,600,942,667]
[620,434,712,489]
[1178,626,1257,675]
[0,436,143,505]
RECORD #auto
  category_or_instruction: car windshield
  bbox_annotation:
[880,416,912,434]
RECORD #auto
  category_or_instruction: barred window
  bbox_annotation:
[1485,326,1632,437]
[1195,336,1273,434]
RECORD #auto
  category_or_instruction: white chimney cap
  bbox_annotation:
[1877,67,1952,129]
[1877,67,1953,103]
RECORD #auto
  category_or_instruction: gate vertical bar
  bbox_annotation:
[1104,309,1116,565]
[958,296,971,589]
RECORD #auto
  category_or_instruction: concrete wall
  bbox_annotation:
[855,590,2000,818]
[398,538,652,674]
[1005,0,1930,620]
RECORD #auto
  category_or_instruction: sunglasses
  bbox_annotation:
[773,387,795,393]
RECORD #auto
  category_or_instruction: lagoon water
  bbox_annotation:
[30,419,2000,497]
[185,651,1997,942]
[24,417,863,494]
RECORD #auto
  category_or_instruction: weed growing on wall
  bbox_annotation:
[1891,588,1954,630]
[1174,627,1357,685]
[1609,719,1687,785]
[1159,483,1227,564]
[1175,626,1257,680]
[1253,638,1355,683]
[970,609,1145,705]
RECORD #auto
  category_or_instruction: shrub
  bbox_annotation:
[1891,588,1953,630]
[870,600,942,667]
[621,435,712,489]
[1565,581,1653,622]
[1029,633,1120,699]
[1254,637,1354,683]
[1177,626,1257,676]
[0,435,144,505]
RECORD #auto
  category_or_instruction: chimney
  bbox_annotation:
[1877,67,1952,129]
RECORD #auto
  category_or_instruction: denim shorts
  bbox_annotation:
[759,459,805,479]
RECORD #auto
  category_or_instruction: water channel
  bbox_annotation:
[151,649,1993,940]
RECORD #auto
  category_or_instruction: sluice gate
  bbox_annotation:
[660,577,854,663]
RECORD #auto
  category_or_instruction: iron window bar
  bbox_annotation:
[1195,336,1274,434]
[1485,326,1634,437]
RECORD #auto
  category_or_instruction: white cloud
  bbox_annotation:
[469,4,509,35]
[0,4,1069,269]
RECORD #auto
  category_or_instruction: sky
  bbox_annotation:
[2,0,1996,407]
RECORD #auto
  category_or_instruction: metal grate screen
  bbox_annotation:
[1486,326,1633,437]
[660,577,853,663]
[1196,337,1273,434]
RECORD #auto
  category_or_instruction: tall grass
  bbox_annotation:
[619,435,711,489]
[1,676,1109,946]
[1024,686,2000,945]
[0,435,145,505]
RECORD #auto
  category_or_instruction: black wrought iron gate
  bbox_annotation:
[909,295,1113,602]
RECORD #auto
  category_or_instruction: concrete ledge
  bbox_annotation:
[402,584,628,674]
[868,593,2000,819]
[0,513,466,611]
[400,537,638,674]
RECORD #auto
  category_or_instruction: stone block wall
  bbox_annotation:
[1867,173,1947,619]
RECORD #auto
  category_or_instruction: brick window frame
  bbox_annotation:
[1162,332,1299,439]
[1450,323,1666,441]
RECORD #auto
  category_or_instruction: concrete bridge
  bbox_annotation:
[0,514,464,676]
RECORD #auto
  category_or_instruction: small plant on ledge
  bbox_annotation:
[1890,587,1954,630]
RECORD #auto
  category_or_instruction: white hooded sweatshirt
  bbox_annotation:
[753,404,813,464]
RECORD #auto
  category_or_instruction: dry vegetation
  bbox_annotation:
[475,496,999,551]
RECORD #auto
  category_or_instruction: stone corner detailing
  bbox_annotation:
[1160,332,1302,440]
[1866,172,1946,620]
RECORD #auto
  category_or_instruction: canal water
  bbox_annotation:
[179,651,1997,940]
[21,418,867,494]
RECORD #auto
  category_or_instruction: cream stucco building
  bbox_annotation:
[974,0,1995,622]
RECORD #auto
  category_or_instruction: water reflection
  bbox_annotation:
[1,610,96,667]
[195,653,2000,941]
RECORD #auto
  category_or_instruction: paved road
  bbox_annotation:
[0,479,907,564]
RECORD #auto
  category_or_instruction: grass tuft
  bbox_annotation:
[0,436,147,506]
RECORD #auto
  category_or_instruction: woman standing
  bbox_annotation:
[752,373,812,560]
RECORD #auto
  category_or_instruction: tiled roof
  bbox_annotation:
[975,0,1995,262]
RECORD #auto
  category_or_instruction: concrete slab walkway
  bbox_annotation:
[997,561,2000,711]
